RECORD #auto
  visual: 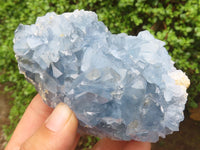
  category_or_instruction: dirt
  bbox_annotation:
[189,103,200,121]
[0,84,11,150]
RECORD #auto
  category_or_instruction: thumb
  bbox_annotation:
[20,103,79,150]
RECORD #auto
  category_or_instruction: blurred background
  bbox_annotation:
[0,0,200,149]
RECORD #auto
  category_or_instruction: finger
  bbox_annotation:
[71,133,80,150]
[93,138,151,150]
[123,141,151,150]
[6,94,53,150]
[92,138,128,150]
[20,103,78,150]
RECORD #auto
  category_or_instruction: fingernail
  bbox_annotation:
[45,103,72,132]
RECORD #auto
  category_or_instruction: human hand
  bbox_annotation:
[5,94,151,150]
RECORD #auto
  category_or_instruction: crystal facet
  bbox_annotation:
[14,10,190,142]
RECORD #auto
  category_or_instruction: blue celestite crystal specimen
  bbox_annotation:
[13,10,190,142]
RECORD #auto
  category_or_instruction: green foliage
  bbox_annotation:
[0,0,199,146]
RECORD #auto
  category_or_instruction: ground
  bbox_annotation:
[0,85,200,150]
[0,85,11,150]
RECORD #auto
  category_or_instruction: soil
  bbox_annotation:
[0,84,200,150]
[0,84,11,150]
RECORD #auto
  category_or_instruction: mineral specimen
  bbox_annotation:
[13,10,190,142]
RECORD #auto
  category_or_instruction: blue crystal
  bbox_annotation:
[13,10,189,142]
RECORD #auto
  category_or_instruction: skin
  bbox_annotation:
[5,94,151,150]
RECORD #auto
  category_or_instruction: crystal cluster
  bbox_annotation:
[14,10,190,142]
